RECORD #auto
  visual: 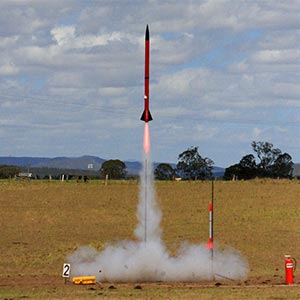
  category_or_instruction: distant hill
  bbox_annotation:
[211,166,225,178]
[0,157,50,167]
[0,156,225,177]
[33,155,105,170]
[0,156,105,171]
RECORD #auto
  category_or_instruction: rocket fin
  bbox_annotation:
[140,110,153,122]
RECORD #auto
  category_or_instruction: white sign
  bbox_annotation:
[88,164,94,169]
[62,263,71,278]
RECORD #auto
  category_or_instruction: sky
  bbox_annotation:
[1,0,300,167]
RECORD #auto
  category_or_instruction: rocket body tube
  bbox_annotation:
[141,25,153,122]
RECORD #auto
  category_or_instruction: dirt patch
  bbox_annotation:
[0,274,286,291]
[0,275,65,290]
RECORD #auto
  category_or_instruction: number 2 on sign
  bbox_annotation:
[62,263,71,278]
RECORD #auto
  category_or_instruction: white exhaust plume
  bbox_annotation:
[68,153,248,282]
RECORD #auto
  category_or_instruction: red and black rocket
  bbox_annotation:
[140,25,153,122]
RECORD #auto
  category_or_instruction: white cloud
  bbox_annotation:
[0,62,19,75]
[252,127,262,140]
[0,36,19,48]
[51,25,76,46]
[253,49,300,64]
[50,25,131,49]
[1,1,300,166]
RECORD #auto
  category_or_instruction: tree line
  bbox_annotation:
[98,146,214,180]
[0,141,294,180]
[100,141,294,180]
[154,141,293,180]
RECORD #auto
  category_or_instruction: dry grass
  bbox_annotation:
[1,178,300,299]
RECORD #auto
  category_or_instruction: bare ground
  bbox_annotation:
[0,274,287,290]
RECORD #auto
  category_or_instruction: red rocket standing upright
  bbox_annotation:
[206,181,214,253]
[207,202,213,250]
[141,25,153,122]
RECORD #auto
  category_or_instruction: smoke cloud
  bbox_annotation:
[68,153,248,282]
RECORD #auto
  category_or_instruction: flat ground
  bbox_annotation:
[1,179,300,299]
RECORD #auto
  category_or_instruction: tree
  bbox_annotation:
[238,154,257,179]
[99,159,127,179]
[251,141,281,177]
[271,153,293,178]
[223,154,257,180]
[154,163,174,180]
[223,163,240,180]
[176,146,214,180]
[224,141,294,180]
[0,165,21,179]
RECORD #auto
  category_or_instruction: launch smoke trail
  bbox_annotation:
[67,130,248,281]
[68,158,248,282]
[135,123,160,243]
[138,123,154,242]
[135,154,162,243]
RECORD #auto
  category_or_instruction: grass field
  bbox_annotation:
[1,179,300,299]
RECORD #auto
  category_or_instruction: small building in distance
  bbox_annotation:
[16,172,33,179]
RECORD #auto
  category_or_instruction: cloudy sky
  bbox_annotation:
[1,0,300,167]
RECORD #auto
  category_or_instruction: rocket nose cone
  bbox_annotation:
[145,25,149,40]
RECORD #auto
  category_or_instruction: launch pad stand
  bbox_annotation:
[210,180,214,280]
[144,158,148,243]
